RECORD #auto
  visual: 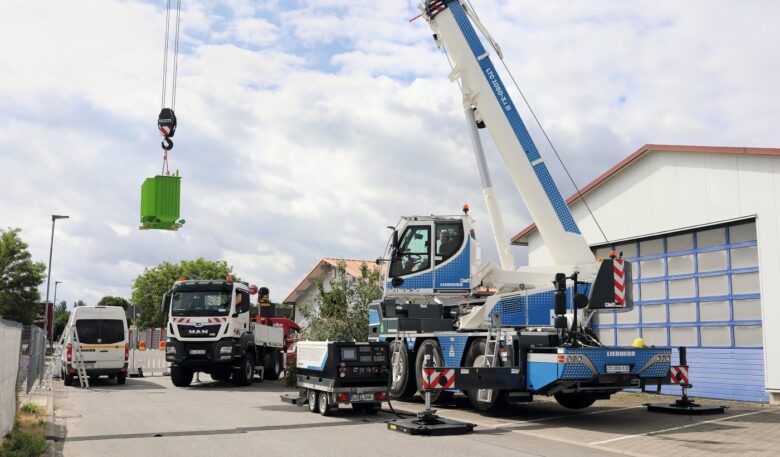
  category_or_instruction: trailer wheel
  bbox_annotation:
[463,338,507,412]
[233,353,255,386]
[318,392,332,416]
[414,339,454,404]
[171,366,193,387]
[389,340,417,400]
[554,392,597,409]
[308,390,319,413]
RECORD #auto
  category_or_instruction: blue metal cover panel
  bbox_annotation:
[439,335,469,367]
[434,239,471,289]
[527,362,560,391]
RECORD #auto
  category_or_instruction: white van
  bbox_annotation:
[60,306,129,385]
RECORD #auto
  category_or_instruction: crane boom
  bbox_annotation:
[423,0,595,267]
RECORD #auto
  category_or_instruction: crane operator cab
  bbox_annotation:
[385,214,479,298]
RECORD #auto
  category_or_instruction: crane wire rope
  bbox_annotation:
[465,0,611,244]
[159,0,182,175]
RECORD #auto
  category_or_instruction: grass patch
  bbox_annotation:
[0,402,49,457]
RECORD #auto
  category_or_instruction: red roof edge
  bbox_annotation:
[511,144,780,245]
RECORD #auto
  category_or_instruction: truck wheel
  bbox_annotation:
[389,340,417,400]
[171,366,193,387]
[554,392,597,409]
[318,392,331,416]
[463,338,507,412]
[414,339,454,404]
[233,353,255,386]
[308,390,319,413]
[262,351,281,380]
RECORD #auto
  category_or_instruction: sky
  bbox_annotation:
[1,0,778,308]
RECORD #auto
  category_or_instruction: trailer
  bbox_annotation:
[287,341,390,416]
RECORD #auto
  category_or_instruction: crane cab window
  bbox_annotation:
[391,226,431,276]
[435,222,464,264]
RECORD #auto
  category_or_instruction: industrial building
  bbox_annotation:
[512,144,780,403]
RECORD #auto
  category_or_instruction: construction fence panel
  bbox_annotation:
[0,318,23,437]
[128,327,169,376]
[23,326,46,393]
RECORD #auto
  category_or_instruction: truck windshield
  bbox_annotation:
[171,291,231,317]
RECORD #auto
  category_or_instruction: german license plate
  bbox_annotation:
[351,393,374,402]
[189,349,206,355]
[606,365,630,374]
[83,362,95,368]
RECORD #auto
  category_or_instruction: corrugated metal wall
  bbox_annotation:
[591,219,767,402]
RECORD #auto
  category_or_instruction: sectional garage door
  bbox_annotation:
[591,218,766,402]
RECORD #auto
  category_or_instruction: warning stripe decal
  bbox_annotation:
[613,258,625,306]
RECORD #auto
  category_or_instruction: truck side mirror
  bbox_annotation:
[160,291,172,315]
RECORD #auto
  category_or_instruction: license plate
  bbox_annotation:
[350,393,374,402]
[606,365,630,374]
[189,349,206,355]
[83,362,95,368]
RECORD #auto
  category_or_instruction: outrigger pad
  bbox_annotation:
[140,174,185,231]
[645,401,726,415]
[386,417,475,436]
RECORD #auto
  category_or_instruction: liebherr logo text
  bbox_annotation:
[607,351,635,357]
[485,68,512,112]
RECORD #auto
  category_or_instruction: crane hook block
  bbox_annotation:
[161,137,174,151]
[158,108,177,138]
[139,174,185,231]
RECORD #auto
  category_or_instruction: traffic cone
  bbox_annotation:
[159,340,166,351]
[139,340,146,351]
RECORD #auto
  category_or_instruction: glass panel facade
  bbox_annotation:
[734,325,763,347]
[642,327,667,346]
[699,275,728,297]
[668,278,695,299]
[640,258,665,278]
[700,326,731,347]
[733,298,762,321]
[731,246,758,269]
[700,300,729,322]
[668,254,694,275]
[667,233,693,252]
[641,281,665,301]
[669,302,696,322]
[670,326,698,346]
[698,227,726,247]
[617,327,639,346]
[642,304,666,323]
[732,272,760,295]
[698,250,726,272]
[729,222,757,243]
[640,239,664,256]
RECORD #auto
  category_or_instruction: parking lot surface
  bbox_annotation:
[50,375,780,457]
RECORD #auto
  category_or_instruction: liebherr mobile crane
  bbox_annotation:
[368,0,672,411]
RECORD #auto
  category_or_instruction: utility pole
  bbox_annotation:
[44,215,69,351]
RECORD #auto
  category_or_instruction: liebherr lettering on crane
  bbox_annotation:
[485,67,512,111]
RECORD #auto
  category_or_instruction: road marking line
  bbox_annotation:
[488,406,644,429]
[589,410,774,445]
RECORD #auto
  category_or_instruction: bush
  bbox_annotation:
[283,355,297,387]
[19,403,40,415]
[0,429,48,457]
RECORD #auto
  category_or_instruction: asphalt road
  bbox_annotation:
[50,375,780,457]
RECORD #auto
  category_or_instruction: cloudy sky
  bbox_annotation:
[1,0,778,307]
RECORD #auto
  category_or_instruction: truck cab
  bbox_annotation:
[163,278,284,387]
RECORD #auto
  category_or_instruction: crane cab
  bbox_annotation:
[384,215,479,297]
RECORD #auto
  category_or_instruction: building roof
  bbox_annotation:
[282,258,383,305]
[511,144,780,245]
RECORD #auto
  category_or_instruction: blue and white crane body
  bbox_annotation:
[368,0,672,410]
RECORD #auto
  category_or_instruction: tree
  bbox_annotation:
[53,311,70,341]
[0,228,47,324]
[96,296,130,310]
[73,300,86,307]
[55,300,67,316]
[131,258,233,329]
[299,261,383,342]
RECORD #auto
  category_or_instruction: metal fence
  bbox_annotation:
[0,318,23,437]
[24,326,46,393]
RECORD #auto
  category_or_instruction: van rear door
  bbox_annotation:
[75,319,126,369]
[74,320,101,370]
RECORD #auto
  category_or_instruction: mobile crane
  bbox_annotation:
[368,0,672,411]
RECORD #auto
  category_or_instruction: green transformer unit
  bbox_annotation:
[140,174,185,231]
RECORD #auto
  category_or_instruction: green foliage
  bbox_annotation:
[283,354,297,387]
[73,300,87,308]
[0,228,47,324]
[96,296,130,310]
[131,258,233,329]
[53,311,70,342]
[299,261,382,342]
[19,403,41,415]
[55,300,67,316]
[0,429,48,457]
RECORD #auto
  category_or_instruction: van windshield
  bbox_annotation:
[75,319,125,344]
[171,291,231,317]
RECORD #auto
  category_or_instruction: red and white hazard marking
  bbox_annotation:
[613,258,625,307]
[669,365,689,384]
[170,317,190,323]
[159,126,172,136]
[421,368,455,389]
[207,317,227,323]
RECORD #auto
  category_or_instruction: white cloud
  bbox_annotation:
[1,0,778,309]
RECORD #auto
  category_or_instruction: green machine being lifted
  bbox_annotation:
[140,0,185,231]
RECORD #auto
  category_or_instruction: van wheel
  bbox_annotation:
[117,373,127,385]
[63,371,73,387]
[308,390,319,413]
[171,366,193,387]
[233,354,255,386]
[389,340,416,400]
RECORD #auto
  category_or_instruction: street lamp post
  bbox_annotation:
[44,215,69,351]
[52,280,63,345]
